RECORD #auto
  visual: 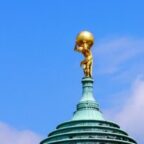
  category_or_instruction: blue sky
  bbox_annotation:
[0,0,144,144]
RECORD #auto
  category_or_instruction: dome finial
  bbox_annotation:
[74,31,94,77]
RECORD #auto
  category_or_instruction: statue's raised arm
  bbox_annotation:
[74,31,94,77]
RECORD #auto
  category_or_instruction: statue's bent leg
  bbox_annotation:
[85,60,92,77]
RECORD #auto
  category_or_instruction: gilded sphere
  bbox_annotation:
[76,31,94,48]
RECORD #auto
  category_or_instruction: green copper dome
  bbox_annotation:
[40,77,137,144]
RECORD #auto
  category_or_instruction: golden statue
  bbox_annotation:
[74,31,94,77]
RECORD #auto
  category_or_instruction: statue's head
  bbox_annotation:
[76,31,94,49]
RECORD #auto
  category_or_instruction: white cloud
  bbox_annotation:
[104,77,144,144]
[0,122,42,144]
[94,37,144,77]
